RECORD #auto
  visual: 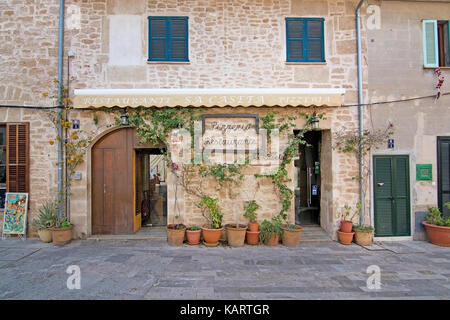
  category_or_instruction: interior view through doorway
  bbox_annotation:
[294,130,322,226]
[135,149,168,233]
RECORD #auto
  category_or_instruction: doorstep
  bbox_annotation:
[88,226,167,241]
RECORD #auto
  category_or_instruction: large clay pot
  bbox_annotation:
[423,222,450,247]
[186,229,201,245]
[246,230,260,245]
[340,220,353,233]
[166,224,186,246]
[281,225,303,247]
[337,230,354,245]
[354,229,374,246]
[38,229,52,243]
[248,222,259,232]
[201,227,223,246]
[51,225,73,246]
[264,233,280,246]
[225,224,248,247]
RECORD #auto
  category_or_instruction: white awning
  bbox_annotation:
[73,88,345,108]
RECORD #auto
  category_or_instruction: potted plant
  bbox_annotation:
[278,212,303,247]
[51,215,73,246]
[259,215,283,246]
[340,204,359,233]
[199,197,223,247]
[186,225,201,245]
[422,203,450,247]
[243,200,259,231]
[353,225,375,246]
[337,203,360,245]
[31,202,56,243]
[166,215,186,246]
[243,200,260,245]
[281,223,303,247]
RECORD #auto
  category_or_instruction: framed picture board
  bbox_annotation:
[2,193,28,236]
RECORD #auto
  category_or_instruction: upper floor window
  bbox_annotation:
[286,18,325,63]
[148,16,189,62]
[423,20,450,67]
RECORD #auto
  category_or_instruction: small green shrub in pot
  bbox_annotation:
[422,203,450,247]
[259,215,283,245]
[31,202,57,243]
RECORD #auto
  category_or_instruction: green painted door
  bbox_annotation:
[373,155,410,237]
[438,137,450,217]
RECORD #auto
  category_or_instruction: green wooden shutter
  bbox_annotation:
[423,20,438,67]
[374,157,393,236]
[286,19,304,61]
[149,18,167,60]
[393,157,410,236]
[170,19,187,60]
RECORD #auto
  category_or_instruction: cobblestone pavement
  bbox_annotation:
[0,238,449,300]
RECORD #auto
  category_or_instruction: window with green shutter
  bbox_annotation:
[286,18,325,63]
[148,17,189,62]
[423,20,450,67]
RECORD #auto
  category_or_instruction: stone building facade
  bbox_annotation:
[367,0,450,240]
[0,0,374,240]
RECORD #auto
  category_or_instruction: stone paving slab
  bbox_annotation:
[0,238,449,300]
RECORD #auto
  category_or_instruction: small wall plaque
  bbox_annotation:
[416,164,432,181]
[388,139,394,149]
[72,120,80,129]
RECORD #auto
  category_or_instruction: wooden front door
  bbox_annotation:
[92,128,134,234]
[373,155,411,237]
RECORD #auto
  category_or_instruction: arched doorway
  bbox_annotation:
[91,127,135,234]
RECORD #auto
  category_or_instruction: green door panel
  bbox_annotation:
[373,155,410,237]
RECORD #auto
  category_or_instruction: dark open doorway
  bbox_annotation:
[135,148,168,228]
[294,130,322,225]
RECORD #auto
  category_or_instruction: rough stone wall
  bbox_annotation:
[367,0,450,237]
[0,0,60,236]
[0,0,369,239]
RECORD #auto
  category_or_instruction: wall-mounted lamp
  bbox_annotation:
[120,109,129,126]
[310,112,320,131]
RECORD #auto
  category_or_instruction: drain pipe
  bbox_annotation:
[356,0,365,226]
[57,0,65,218]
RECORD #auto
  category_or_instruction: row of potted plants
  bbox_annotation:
[31,202,73,246]
[337,202,450,247]
[337,203,375,246]
[166,199,304,247]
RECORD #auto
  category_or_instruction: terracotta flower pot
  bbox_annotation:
[38,229,52,243]
[423,221,450,247]
[225,224,248,247]
[281,225,303,247]
[354,229,374,246]
[264,233,280,246]
[337,230,354,245]
[340,220,353,233]
[51,225,73,246]
[186,229,201,245]
[166,224,186,246]
[246,230,260,245]
[201,227,223,246]
[248,222,259,232]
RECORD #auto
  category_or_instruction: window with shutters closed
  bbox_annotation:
[423,20,450,67]
[286,18,325,63]
[148,16,189,62]
[1,123,29,209]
